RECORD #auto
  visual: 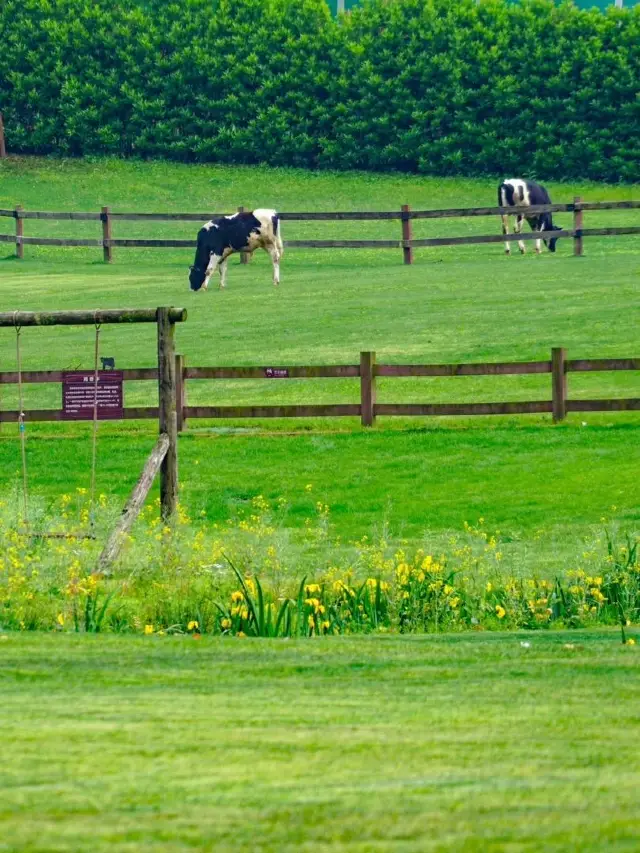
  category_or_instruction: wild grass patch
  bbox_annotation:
[1,491,638,641]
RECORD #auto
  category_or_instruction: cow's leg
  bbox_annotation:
[501,215,511,255]
[526,217,544,254]
[266,244,281,286]
[218,258,228,289]
[203,254,220,291]
[515,215,526,254]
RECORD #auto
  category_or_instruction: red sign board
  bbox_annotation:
[264,368,290,379]
[62,371,124,420]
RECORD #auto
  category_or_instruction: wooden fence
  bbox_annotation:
[0,200,639,263]
[1,349,638,427]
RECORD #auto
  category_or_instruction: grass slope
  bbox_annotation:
[0,157,639,566]
[1,631,639,852]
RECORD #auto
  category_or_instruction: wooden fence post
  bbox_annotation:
[238,205,249,264]
[101,206,113,263]
[15,206,24,259]
[157,307,178,518]
[401,204,413,265]
[552,347,567,423]
[175,353,185,433]
[360,351,376,427]
[0,113,6,159]
[573,196,583,257]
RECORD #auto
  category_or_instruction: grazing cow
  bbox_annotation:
[189,209,283,291]
[498,179,562,255]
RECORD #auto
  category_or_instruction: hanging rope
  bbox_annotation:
[89,319,101,535]
[14,313,28,527]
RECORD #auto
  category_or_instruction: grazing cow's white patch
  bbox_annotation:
[189,208,283,291]
[499,179,561,255]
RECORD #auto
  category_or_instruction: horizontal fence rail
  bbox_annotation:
[0,199,637,263]
[2,201,640,221]
[0,350,637,428]
[0,308,187,326]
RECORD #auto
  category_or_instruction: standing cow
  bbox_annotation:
[498,179,562,255]
[189,208,283,291]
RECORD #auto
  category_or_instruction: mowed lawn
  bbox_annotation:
[0,157,639,568]
[1,631,639,852]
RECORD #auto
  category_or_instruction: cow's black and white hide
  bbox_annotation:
[189,209,283,291]
[498,179,562,255]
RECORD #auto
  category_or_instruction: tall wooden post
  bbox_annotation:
[573,196,583,257]
[15,206,24,259]
[360,351,376,427]
[157,307,178,518]
[401,204,413,265]
[238,205,249,264]
[0,113,6,159]
[552,347,567,423]
[101,206,113,263]
[175,353,185,433]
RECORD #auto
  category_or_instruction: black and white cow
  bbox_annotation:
[498,179,562,255]
[189,209,283,291]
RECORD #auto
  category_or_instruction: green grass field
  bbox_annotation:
[0,157,639,571]
[1,630,639,852]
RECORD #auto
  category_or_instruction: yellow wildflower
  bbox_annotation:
[221,618,232,630]
[144,624,154,635]
[187,620,199,631]
[56,613,65,626]
[495,605,506,619]
[231,590,244,603]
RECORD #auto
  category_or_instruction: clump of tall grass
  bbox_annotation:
[0,492,638,638]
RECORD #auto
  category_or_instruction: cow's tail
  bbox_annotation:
[272,212,283,257]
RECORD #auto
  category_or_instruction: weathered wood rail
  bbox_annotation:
[96,432,170,572]
[1,350,637,427]
[0,200,638,263]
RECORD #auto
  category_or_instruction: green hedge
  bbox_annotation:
[1,0,638,181]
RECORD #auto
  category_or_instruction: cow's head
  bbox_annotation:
[544,224,562,253]
[189,223,218,291]
[189,263,207,291]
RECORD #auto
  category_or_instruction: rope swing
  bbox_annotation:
[14,313,29,528]
[13,316,103,540]
[89,318,101,536]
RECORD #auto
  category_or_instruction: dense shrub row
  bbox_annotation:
[1,0,638,180]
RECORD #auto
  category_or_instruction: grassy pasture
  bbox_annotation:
[0,157,639,570]
[1,630,639,852]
